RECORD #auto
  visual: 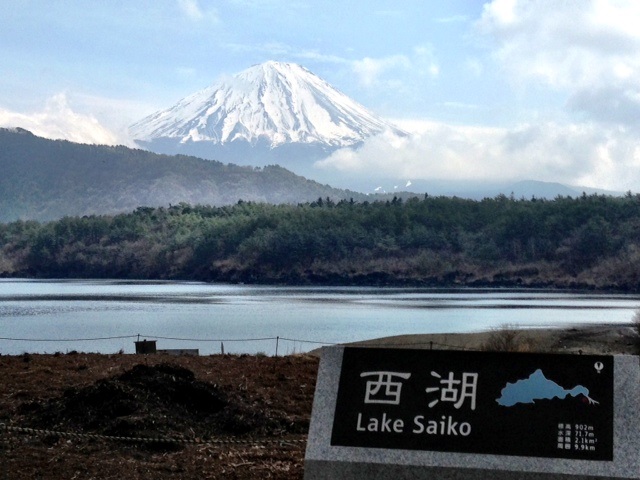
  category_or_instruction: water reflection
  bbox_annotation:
[0,279,638,355]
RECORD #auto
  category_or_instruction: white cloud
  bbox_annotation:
[413,45,440,77]
[295,50,350,65]
[0,94,124,146]
[477,0,640,127]
[223,42,349,66]
[314,119,640,192]
[221,44,437,92]
[354,0,633,193]
[178,0,204,20]
[352,55,412,87]
[352,47,439,89]
[566,87,640,126]
[177,0,219,22]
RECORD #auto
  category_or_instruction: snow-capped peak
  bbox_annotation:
[129,61,405,148]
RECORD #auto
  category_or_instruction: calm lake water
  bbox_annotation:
[1,279,638,356]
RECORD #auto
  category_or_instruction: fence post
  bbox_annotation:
[221,342,224,355]
[275,336,279,357]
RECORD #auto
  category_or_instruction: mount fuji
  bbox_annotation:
[129,61,406,179]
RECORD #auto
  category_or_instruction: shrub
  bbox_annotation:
[481,324,536,352]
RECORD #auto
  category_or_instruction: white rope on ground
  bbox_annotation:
[0,423,306,448]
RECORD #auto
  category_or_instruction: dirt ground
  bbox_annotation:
[1,324,637,480]
[0,354,318,480]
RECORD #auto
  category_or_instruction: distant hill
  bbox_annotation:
[0,128,366,222]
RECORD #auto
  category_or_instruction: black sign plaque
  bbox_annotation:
[331,348,613,460]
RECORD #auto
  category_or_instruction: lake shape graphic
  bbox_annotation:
[497,369,599,407]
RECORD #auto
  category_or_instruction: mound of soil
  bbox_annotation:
[19,363,299,442]
[1,353,318,479]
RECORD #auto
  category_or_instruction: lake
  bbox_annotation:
[1,279,638,356]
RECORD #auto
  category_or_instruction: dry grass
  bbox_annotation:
[480,324,537,353]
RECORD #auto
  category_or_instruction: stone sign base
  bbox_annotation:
[305,461,634,480]
[304,347,640,480]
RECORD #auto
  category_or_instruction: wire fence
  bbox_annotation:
[0,333,491,353]
[1,330,622,355]
[0,333,339,356]
[0,335,139,342]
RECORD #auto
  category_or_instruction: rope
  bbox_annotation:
[0,423,306,447]
[146,335,278,343]
[0,334,335,345]
[0,335,138,342]
[352,341,477,351]
[277,337,337,345]
[0,335,503,351]
[7,332,605,351]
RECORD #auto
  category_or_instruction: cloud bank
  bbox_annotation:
[315,121,640,191]
[0,94,122,146]
[477,0,640,126]
[316,0,640,192]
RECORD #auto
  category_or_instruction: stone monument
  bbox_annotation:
[304,347,640,479]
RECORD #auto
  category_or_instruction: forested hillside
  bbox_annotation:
[1,193,639,290]
[0,128,364,222]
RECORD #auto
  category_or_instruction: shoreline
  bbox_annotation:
[3,274,640,294]
[325,323,639,356]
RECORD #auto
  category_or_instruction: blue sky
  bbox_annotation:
[2,0,640,191]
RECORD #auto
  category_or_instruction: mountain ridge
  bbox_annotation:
[0,128,624,224]
[0,128,366,222]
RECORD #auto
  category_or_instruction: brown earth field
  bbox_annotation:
[1,324,638,480]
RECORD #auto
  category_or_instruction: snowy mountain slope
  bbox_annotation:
[129,61,406,150]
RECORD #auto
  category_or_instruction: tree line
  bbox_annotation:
[1,193,640,290]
